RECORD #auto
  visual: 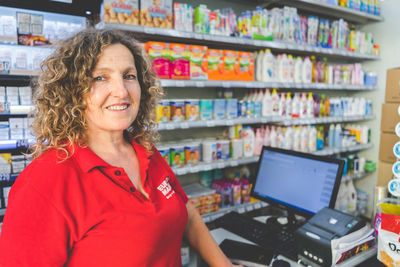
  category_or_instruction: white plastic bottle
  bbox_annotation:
[262,88,272,117]
[292,93,300,118]
[276,55,282,82]
[293,127,301,151]
[300,126,309,152]
[271,88,279,116]
[294,56,303,83]
[254,51,259,81]
[335,182,349,212]
[306,92,314,118]
[361,125,369,144]
[279,92,286,117]
[270,126,277,147]
[285,92,292,118]
[254,89,263,118]
[328,124,335,147]
[243,126,255,157]
[281,53,289,82]
[302,56,312,83]
[299,92,307,118]
[334,124,342,148]
[277,127,285,149]
[256,50,264,81]
[263,125,271,147]
[263,49,275,82]
[254,128,264,156]
[284,126,293,150]
[308,126,317,152]
[347,180,357,213]
[287,54,294,83]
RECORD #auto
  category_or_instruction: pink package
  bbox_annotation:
[169,43,190,80]
[145,42,170,79]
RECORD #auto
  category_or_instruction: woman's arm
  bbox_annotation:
[184,202,243,267]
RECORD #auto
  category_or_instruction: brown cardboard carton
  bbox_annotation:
[381,103,400,133]
[378,161,393,187]
[379,132,399,163]
[386,68,400,103]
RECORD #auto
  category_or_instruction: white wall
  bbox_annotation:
[355,0,400,217]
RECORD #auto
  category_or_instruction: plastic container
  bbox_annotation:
[202,140,217,162]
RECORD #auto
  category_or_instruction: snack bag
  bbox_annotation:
[378,212,400,267]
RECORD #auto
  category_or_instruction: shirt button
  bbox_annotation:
[130,187,135,192]
[114,170,121,176]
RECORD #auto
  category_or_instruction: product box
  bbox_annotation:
[386,68,400,103]
[173,3,193,32]
[9,118,24,140]
[6,86,19,105]
[378,161,393,187]
[169,43,190,80]
[156,100,170,122]
[236,52,254,81]
[11,154,25,174]
[184,143,199,166]
[379,132,399,163]
[199,99,213,120]
[23,117,34,140]
[145,42,170,79]
[170,99,185,121]
[207,49,223,80]
[140,0,173,28]
[189,45,207,80]
[0,121,9,140]
[213,99,226,119]
[381,103,400,133]
[222,50,238,81]
[0,153,11,178]
[170,145,185,167]
[194,5,210,34]
[226,99,238,119]
[185,99,199,121]
[102,0,139,25]
[18,86,32,105]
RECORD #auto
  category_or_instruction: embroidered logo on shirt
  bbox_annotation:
[157,176,175,199]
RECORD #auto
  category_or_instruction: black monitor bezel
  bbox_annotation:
[250,146,344,219]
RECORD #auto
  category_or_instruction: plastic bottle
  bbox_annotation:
[335,182,349,212]
[285,92,292,118]
[279,92,286,117]
[328,124,335,147]
[277,127,285,148]
[232,178,242,206]
[275,55,282,82]
[242,126,255,157]
[311,56,317,83]
[293,127,301,151]
[255,50,264,81]
[262,88,272,117]
[287,54,294,82]
[325,96,330,117]
[313,94,320,118]
[334,124,342,148]
[254,51,259,81]
[300,92,307,118]
[308,126,317,152]
[306,92,314,118]
[254,128,264,156]
[347,180,357,213]
[271,88,279,116]
[270,126,277,147]
[263,49,275,82]
[280,53,289,82]
[263,125,271,147]
[300,126,309,152]
[361,125,369,144]
[284,126,293,150]
[302,56,312,83]
[254,89,263,118]
[316,126,324,150]
[294,56,303,83]
[292,93,300,118]
[319,94,325,117]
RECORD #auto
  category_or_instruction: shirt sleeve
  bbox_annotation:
[0,176,70,267]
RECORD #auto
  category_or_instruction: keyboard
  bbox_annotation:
[215,211,298,261]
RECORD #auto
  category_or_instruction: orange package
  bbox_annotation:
[206,49,223,80]
[145,41,170,79]
[222,50,238,81]
[236,51,254,81]
[189,45,208,80]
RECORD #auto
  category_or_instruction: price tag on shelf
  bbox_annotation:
[180,122,189,129]
[144,27,156,34]
[190,166,200,173]
[230,160,239,167]
[222,82,231,88]
[245,82,252,88]
[217,163,225,169]
[194,33,203,40]
[237,207,245,214]
[225,120,234,126]
[203,165,212,171]
[195,81,205,87]
[246,205,254,212]
[202,216,210,223]
[254,202,261,209]
[261,118,268,123]
[206,121,215,127]
[176,168,187,176]
[176,81,185,87]
[166,124,175,130]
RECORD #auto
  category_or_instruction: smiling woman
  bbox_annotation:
[0,28,241,267]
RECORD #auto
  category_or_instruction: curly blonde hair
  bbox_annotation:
[30,28,164,159]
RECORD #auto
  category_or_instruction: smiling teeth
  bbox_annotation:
[107,105,128,110]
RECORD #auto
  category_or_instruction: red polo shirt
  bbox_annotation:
[0,140,188,267]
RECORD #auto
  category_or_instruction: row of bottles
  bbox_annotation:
[254,50,375,85]
[240,89,372,118]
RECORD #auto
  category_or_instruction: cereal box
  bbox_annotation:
[169,43,190,80]
[145,42,170,79]
[222,50,238,81]
[140,0,173,28]
[156,100,170,122]
[236,51,254,81]
[102,0,139,25]
[206,49,223,80]
[189,45,207,80]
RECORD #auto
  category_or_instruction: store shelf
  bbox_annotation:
[160,79,377,90]
[0,139,35,150]
[158,115,375,130]
[202,201,268,223]
[262,0,383,24]
[96,22,379,61]
[313,143,373,156]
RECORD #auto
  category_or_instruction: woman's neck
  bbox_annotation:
[86,130,131,158]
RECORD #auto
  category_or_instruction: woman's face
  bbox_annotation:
[85,43,141,136]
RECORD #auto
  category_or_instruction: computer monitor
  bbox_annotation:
[250,146,344,224]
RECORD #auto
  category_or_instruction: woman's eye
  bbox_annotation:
[124,74,137,80]
[93,76,105,81]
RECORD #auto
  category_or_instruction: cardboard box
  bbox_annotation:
[102,0,139,25]
[140,0,173,28]
[386,68,400,103]
[378,161,394,187]
[381,103,400,133]
[379,132,399,163]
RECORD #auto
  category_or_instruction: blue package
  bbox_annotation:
[226,99,238,119]
[213,99,226,119]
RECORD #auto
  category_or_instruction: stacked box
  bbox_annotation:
[140,0,173,28]
[102,0,139,25]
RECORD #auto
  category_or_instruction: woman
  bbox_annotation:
[0,29,240,267]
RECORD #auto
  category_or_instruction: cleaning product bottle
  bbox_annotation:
[319,94,325,117]
[263,49,275,82]
[308,126,317,152]
[325,96,330,117]
[277,127,285,148]
[254,89,263,118]
[292,93,300,118]
[254,128,263,156]
[255,50,264,81]
[293,126,301,151]
[270,125,277,147]
[347,180,357,213]
[262,88,272,117]
[254,51,259,81]
[335,182,349,212]
[316,126,324,150]
[306,92,314,118]
[328,124,335,147]
[313,94,320,118]
[294,56,303,83]
[287,54,294,83]
[242,126,255,157]
[323,57,329,83]
[263,125,271,147]
[311,56,317,83]
[285,92,292,118]
[279,92,286,117]
[299,92,307,118]
[280,53,289,82]
[276,54,282,82]
[334,124,342,148]
[271,88,279,116]
[284,126,293,150]
[300,126,309,152]
[302,56,312,83]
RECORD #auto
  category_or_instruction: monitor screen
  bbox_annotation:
[251,147,344,217]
